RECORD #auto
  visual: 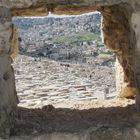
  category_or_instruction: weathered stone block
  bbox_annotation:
[0,54,18,138]
[0,7,12,54]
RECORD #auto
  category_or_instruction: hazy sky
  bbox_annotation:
[47,11,100,18]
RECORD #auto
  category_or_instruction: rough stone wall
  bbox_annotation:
[0,0,140,138]
[115,58,124,97]
[0,7,18,138]
[100,4,136,98]
[9,25,19,59]
[4,131,140,140]
[131,12,140,110]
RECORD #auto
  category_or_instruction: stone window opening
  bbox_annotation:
[0,1,140,139]
[12,11,117,109]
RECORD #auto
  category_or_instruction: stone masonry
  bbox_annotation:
[0,0,140,138]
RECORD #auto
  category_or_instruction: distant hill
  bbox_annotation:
[12,13,115,66]
[13,13,101,32]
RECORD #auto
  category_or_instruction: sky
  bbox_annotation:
[47,11,100,18]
